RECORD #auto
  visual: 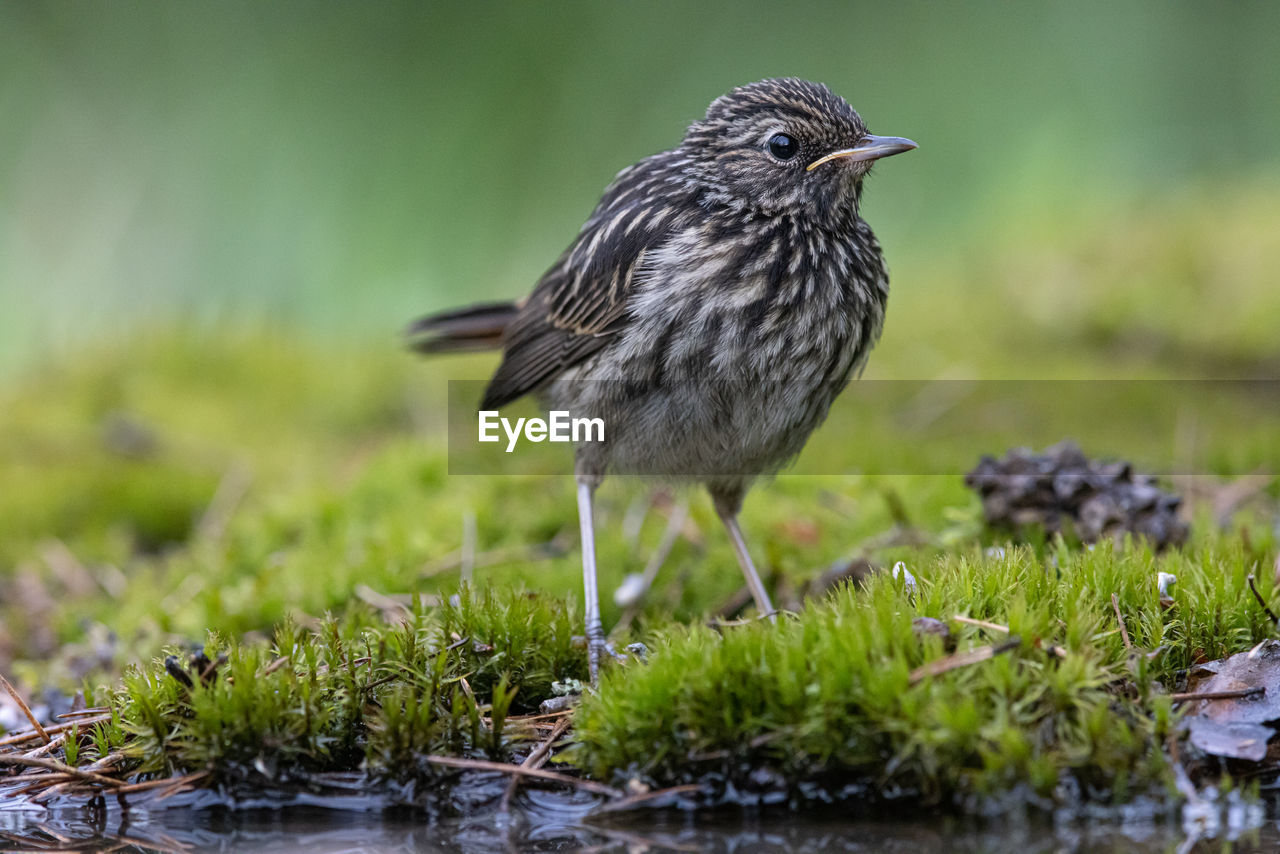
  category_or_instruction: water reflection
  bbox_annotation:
[3,806,1279,853]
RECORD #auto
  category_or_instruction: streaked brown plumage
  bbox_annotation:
[410,78,916,679]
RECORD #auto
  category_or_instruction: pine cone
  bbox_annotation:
[965,441,1188,550]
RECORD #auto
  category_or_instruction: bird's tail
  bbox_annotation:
[405,300,520,354]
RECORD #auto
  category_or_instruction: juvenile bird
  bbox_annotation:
[410,78,916,679]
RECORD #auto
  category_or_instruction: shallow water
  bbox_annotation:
[3,808,1280,853]
[4,783,1280,854]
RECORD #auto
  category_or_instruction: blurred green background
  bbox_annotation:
[2,1,1278,373]
[1,2,1279,685]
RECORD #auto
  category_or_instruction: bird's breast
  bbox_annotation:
[556,215,889,478]
[630,216,887,383]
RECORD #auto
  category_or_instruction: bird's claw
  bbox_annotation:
[586,629,626,682]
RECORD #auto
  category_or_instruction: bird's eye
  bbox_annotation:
[767,133,800,160]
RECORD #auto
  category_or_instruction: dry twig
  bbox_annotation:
[114,771,211,796]
[511,708,576,724]
[908,638,1021,685]
[952,615,1009,634]
[0,754,122,788]
[1111,593,1133,651]
[707,610,783,630]
[22,734,65,759]
[54,707,111,720]
[499,715,572,812]
[25,754,124,803]
[1247,574,1277,623]
[0,673,49,744]
[1169,686,1266,703]
[423,755,620,797]
[0,715,111,748]
[952,615,1067,660]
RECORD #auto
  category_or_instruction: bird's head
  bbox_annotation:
[683,78,916,219]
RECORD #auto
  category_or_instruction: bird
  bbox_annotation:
[409,78,916,680]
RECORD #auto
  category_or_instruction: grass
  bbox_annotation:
[0,179,1278,812]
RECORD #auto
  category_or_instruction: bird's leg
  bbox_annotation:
[712,492,777,621]
[577,477,621,681]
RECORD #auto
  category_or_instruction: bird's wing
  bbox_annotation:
[481,155,687,408]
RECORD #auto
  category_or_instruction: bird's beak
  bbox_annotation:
[806,135,918,172]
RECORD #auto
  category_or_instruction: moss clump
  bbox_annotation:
[574,538,1273,807]
[434,587,587,713]
[108,588,586,783]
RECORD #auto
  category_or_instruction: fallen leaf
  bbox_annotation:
[1187,718,1271,761]
[1182,639,1280,725]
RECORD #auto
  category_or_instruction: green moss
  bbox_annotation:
[85,537,1277,808]
[105,588,584,781]
[434,587,588,713]
[573,538,1274,805]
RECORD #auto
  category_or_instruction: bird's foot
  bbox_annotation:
[586,627,627,683]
